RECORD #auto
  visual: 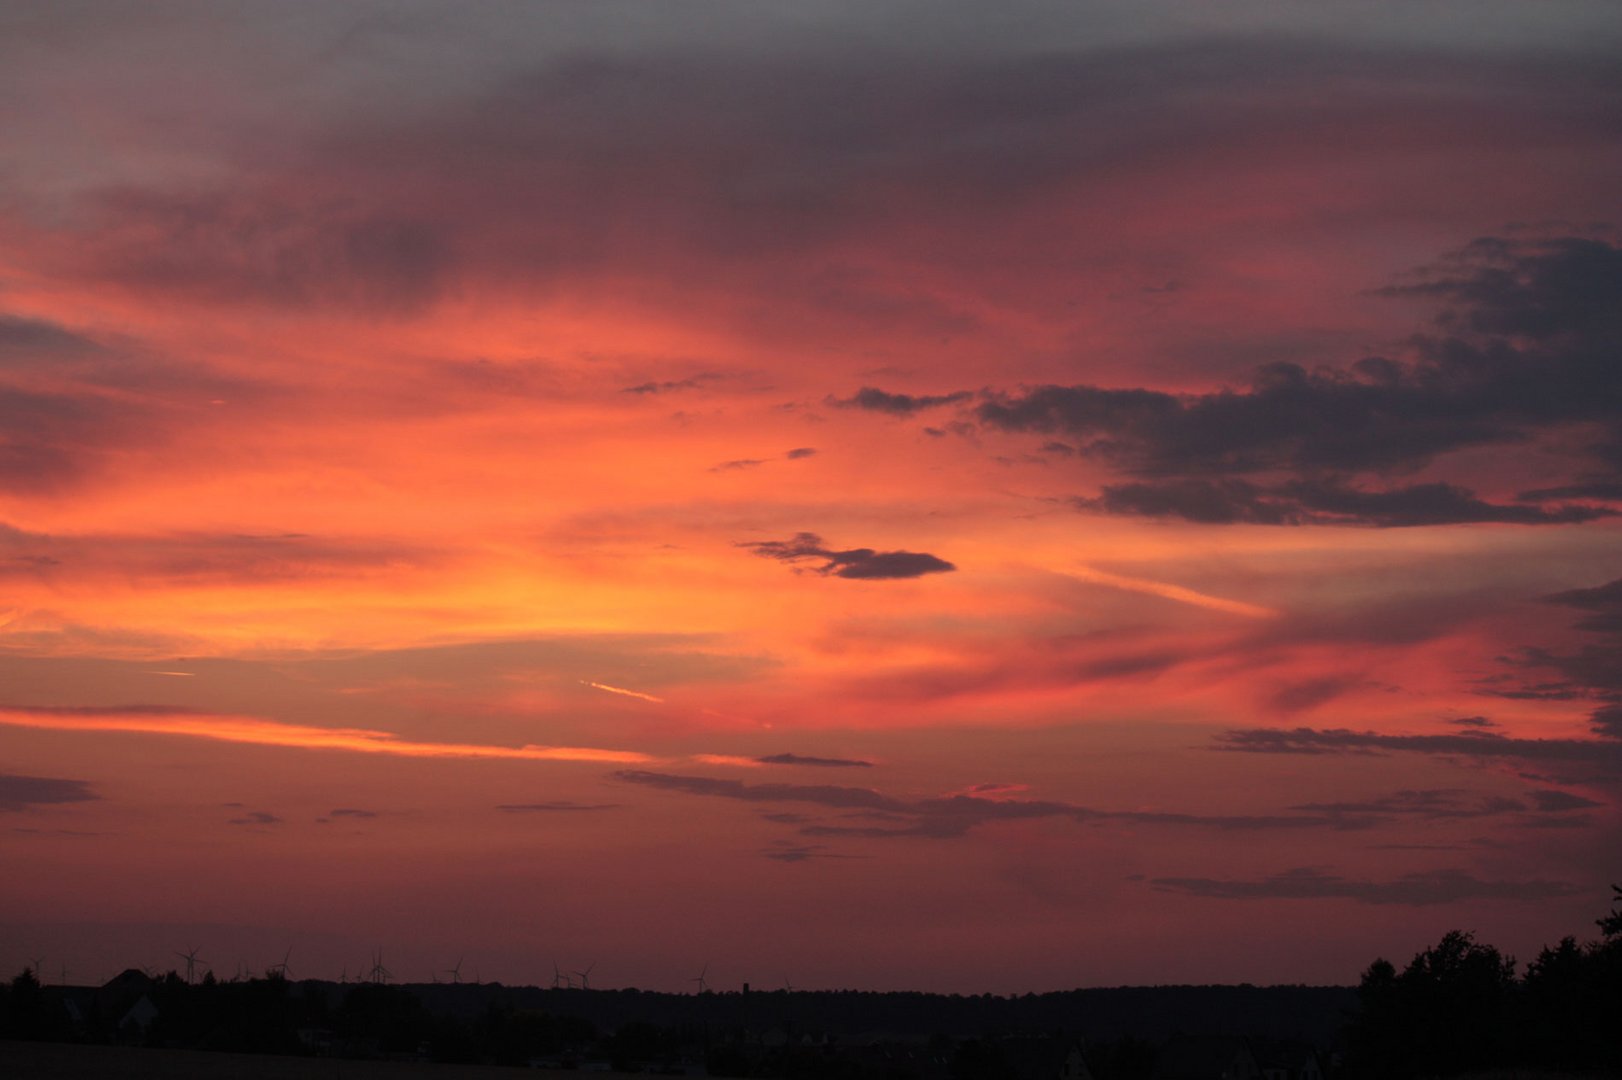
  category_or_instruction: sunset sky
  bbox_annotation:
[3,1,1621,993]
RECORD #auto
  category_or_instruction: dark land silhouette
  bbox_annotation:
[3,888,1618,1079]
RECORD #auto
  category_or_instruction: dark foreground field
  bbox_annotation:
[0,1041,640,1080]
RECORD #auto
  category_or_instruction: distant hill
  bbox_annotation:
[404,980,1358,1046]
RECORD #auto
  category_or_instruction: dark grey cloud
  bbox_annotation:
[1150,867,1583,905]
[1503,577,1622,737]
[1545,578,1622,633]
[740,532,955,580]
[784,447,817,460]
[756,752,873,768]
[0,313,102,361]
[1527,789,1603,812]
[70,189,452,315]
[1450,715,1497,728]
[1288,789,1527,819]
[762,842,865,863]
[11,26,1615,357]
[315,806,379,824]
[1269,675,1366,713]
[615,771,903,812]
[0,702,199,717]
[1519,481,1622,503]
[0,318,303,494]
[613,770,1488,841]
[0,385,138,494]
[828,387,973,415]
[226,810,282,826]
[710,458,765,472]
[1082,477,1609,527]
[1377,235,1622,342]
[496,801,620,812]
[1215,726,1622,767]
[622,373,722,395]
[974,236,1622,527]
[0,772,99,812]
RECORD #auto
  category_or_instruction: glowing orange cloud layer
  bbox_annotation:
[0,707,655,765]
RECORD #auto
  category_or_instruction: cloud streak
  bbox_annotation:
[741,533,956,580]
[0,772,99,812]
[829,387,972,415]
[1067,565,1278,619]
[0,705,655,764]
[1214,726,1622,765]
[757,753,874,768]
[613,771,1549,840]
[1150,867,1582,905]
[583,681,666,704]
[496,801,620,812]
[0,523,433,585]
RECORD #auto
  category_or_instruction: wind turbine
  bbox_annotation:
[446,957,464,984]
[28,956,45,983]
[691,963,709,995]
[368,949,393,984]
[552,962,567,990]
[267,947,294,980]
[573,962,595,991]
[173,947,208,985]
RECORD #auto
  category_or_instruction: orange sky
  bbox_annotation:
[2,1,1620,992]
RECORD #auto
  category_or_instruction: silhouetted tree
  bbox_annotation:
[333,982,429,1055]
[2,966,51,1040]
[1347,931,1514,1077]
[1600,882,1622,939]
[1348,890,1622,1076]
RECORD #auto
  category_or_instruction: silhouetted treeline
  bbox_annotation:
[0,962,1345,1077]
[1346,886,1622,1077]
[4,891,1619,1076]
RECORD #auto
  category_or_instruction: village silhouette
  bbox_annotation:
[3,889,1618,1078]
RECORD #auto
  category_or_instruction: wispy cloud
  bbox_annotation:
[1067,565,1278,619]
[614,770,1537,840]
[1287,789,1526,819]
[1150,867,1582,905]
[763,841,867,863]
[0,522,434,586]
[227,810,282,826]
[1214,726,1622,766]
[622,373,724,395]
[0,705,656,764]
[497,801,620,812]
[0,772,98,812]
